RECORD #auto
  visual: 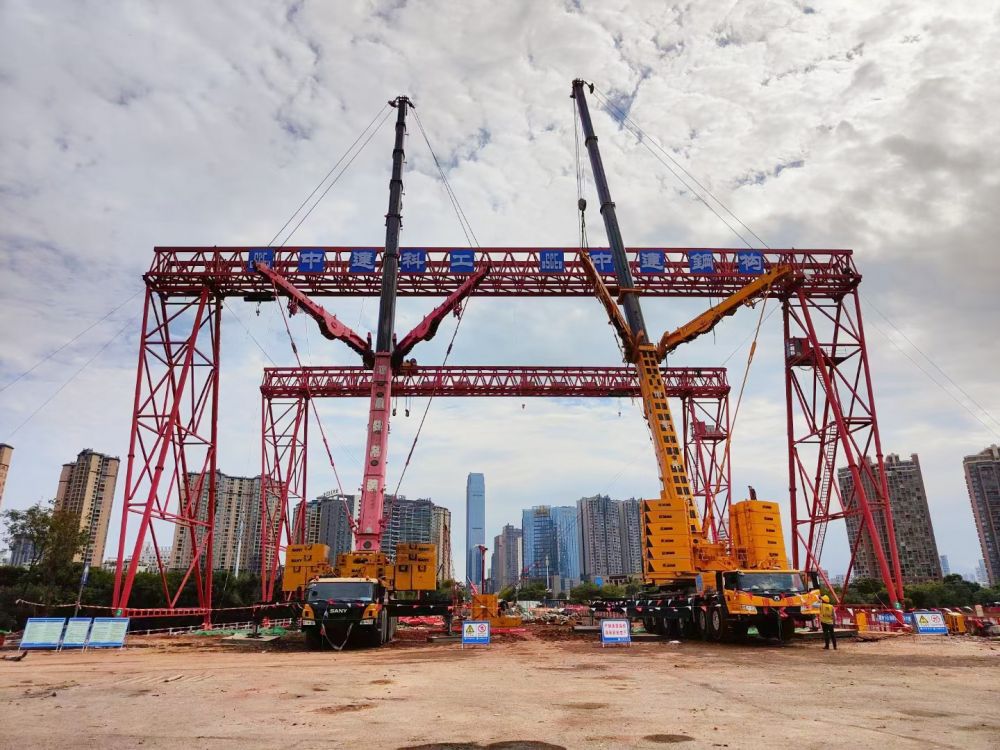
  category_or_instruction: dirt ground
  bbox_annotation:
[1,626,998,750]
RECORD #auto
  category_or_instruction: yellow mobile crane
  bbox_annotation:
[571,79,820,642]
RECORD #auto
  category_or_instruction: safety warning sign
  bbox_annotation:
[461,620,491,647]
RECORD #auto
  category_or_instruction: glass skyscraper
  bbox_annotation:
[466,473,486,586]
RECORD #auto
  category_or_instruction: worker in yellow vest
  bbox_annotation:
[820,595,837,650]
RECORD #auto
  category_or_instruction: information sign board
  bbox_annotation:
[246,248,274,272]
[87,617,130,648]
[539,250,564,273]
[600,618,632,646]
[450,249,475,273]
[61,618,93,649]
[912,611,948,635]
[20,618,66,649]
[461,620,490,647]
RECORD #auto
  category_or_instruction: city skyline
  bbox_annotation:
[1,445,991,586]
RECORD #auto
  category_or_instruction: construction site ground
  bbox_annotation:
[1,625,997,750]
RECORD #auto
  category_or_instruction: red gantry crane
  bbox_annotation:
[112,86,905,627]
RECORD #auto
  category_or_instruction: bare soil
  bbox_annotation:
[1,626,998,749]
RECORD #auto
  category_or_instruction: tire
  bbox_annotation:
[304,627,323,651]
[757,618,779,640]
[695,608,709,640]
[780,617,796,643]
[666,619,683,640]
[707,606,725,642]
[728,621,749,643]
[364,610,388,648]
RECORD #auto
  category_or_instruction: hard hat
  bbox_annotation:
[821,595,830,603]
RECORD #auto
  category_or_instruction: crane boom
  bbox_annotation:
[573,81,705,581]
[656,265,793,360]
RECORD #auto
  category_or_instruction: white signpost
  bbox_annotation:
[600,618,632,647]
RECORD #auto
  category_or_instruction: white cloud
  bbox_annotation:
[1,1,997,581]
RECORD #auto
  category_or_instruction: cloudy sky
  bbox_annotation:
[1,1,998,583]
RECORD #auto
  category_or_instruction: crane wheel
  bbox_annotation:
[707,606,726,642]
[779,617,796,643]
[695,608,709,640]
[304,628,323,651]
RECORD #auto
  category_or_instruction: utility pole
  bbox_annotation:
[571,79,648,341]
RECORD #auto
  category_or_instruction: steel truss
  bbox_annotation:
[784,289,905,605]
[260,396,309,601]
[112,288,221,616]
[260,364,732,583]
[114,246,902,618]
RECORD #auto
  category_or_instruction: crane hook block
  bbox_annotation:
[578,198,587,212]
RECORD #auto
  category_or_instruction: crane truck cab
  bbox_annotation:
[300,576,397,650]
[702,568,821,642]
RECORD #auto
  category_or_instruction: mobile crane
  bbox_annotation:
[571,79,820,642]
[254,96,482,648]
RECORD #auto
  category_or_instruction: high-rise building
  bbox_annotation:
[466,473,486,586]
[839,453,942,584]
[293,492,356,562]
[381,495,434,557]
[0,443,12,511]
[551,506,581,591]
[522,505,557,585]
[579,494,626,581]
[618,497,643,577]
[431,505,453,583]
[975,558,989,585]
[940,555,951,576]
[9,534,35,567]
[168,471,266,574]
[492,523,523,591]
[963,445,1000,586]
[54,449,120,566]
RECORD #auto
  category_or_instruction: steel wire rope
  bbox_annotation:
[265,102,390,248]
[388,109,483,500]
[859,291,1000,435]
[595,86,999,440]
[275,108,394,248]
[592,83,1000,448]
[269,276,347,496]
[5,314,137,437]
[593,86,771,250]
[863,312,1000,442]
[588,87,756,250]
[265,108,396,535]
[260,107,396,512]
[0,288,142,394]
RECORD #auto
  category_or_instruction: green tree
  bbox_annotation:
[2,501,87,583]
[2,502,53,567]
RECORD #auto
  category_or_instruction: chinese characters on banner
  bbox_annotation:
[297,248,325,273]
[687,250,715,274]
[588,249,615,274]
[450,249,475,273]
[399,249,427,273]
[349,248,378,273]
[639,250,665,273]
[736,250,765,274]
